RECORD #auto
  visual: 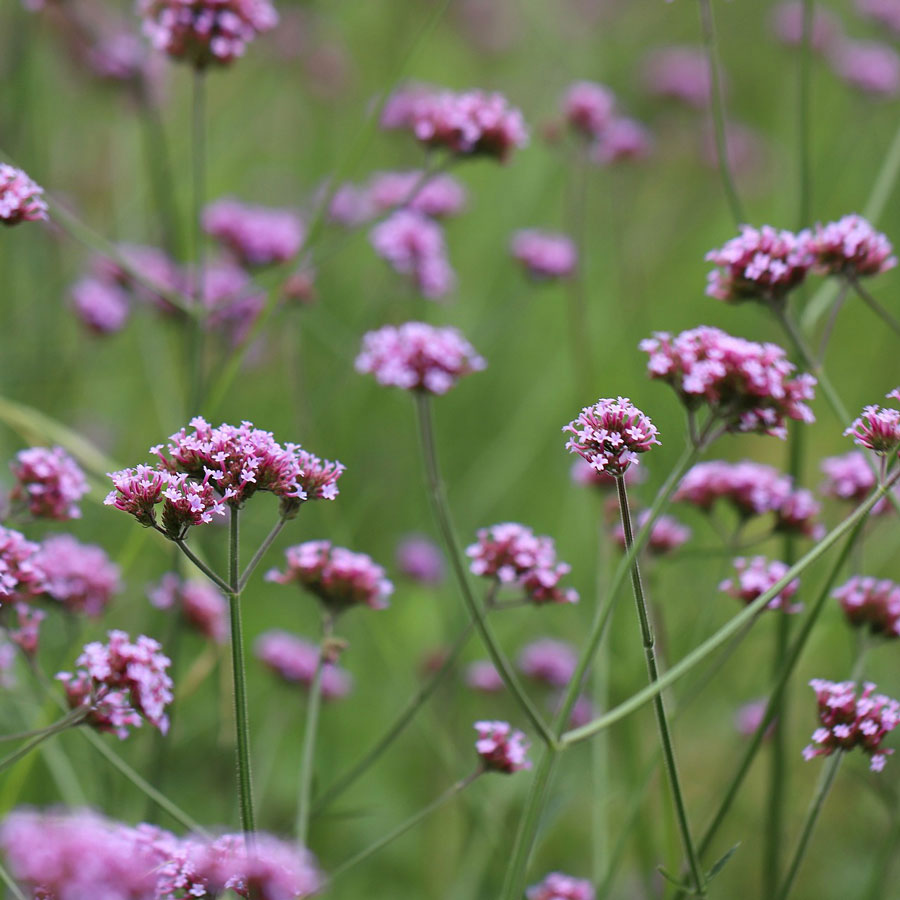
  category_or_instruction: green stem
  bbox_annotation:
[847,276,900,339]
[0,857,26,900]
[0,713,86,774]
[0,706,87,742]
[615,477,705,896]
[238,515,287,591]
[190,66,207,411]
[174,536,233,594]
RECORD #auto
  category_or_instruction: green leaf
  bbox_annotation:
[707,842,741,881]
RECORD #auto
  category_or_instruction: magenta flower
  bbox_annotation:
[380,82,437,130]
[770,2,841,51]
[570,458,646,491]
[612,510,692,555]
[510,229,578,280]
[395,534,445,584]
[804,214,896,278]
[720,556,801,613]
[676,460,792,516]
[9,446,88,521]
[834,576,900,637]
[328,182,376,227]
[563,396,660,477]
[804,680,900,771]
[355,321,486,394]
[735,699,776,739]
[34,535,121,617]
[561,80,616,138]
[293,450,345,508]
[95,243,184,314]
[203,198,305,267]
[643,46,714,108]
[0,526,45,600]
[87,31,149,82]
[105,464,169,528]
[0,163,47,225]
[71,277,131,334]
[148,573,228,643]
[57,630,173,738]
[775,488,825,539]
[527,871,596,900]
[641,326,816,439]
[517,639,577,688]
[137,0,278,68]
[465,660,504,693]
[820,450,894,513]
[266,540,393,613]
[474,720,531,773]
[159,471,229,536]
[844,402,900,455]
[591,117,652,165]
[255,630,352,699]
[6,603,45,657]
[368,170,467,219]
[831,40,900,97]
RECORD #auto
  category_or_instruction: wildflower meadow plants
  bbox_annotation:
[2,1,900,899]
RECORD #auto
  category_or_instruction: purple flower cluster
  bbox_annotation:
[0,526,44,600]
[9,446,88,521]
[0,163,47,225]
[266,540,393,613]
[71,276,131,334]
[465,660,504,693]
[203,198,305,268]
[771,2,840,52]
[148,573,228,643]
[831,40,900,97]
[355,321,486,394]
[517,638,577,688]
[395,534,445,584]
[844,395,900,455]
[804,680,900,771]
[527,871,596,900]
[805,214,896,278]
[349,170,468,221]
[510,229,578,280]
[642,46,714,108]
[474,720,531,773]
[57,630,173,738]
[612,510,692,555]
[254,630,352,699]
[34,535,121,617]
[820,450,895,513]
[834,576,900,637]
[719,556,801,613]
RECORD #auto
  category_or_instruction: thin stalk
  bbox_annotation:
[328,771,481,881]
[174,536,233,594]
[238,515,287,591]
[847,276,900,339]
[615,477,705,896]
[189,67,207,411]
[0,713,86,774]
[414,393,554,746]
[797,0,813,228]
[0,706,87,742]
[0,858,26,900]
[816,280,850,362]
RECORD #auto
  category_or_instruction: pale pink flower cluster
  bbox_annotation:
[517,639,577,688]
[254,630,352,699]
[834,576,900,637]
[465,660,504,692]
[804,680,900,771]
[527,871,596,900]
[6,604,46,657]
[71,276,131,334]
[87,31,149,83]
[831,40,900,97]
[820,450,895,513]
[34,535,121,617]
[0,526,44,599]
[612,510,692,555]
[148,573,228,643]
[844,396,900,455]
[90,243,184,317]
[395,535,445,584]
[57,630,173,738]
[641,326,816,439]
[474,720,531,773]
[203,198,305,267]
[137,0,279,68]
[591,117,652,165]
[466,523,579,605]
[266,540,393,612]
[355,321,486,394]
[805,214,896,277]
[366,170,467,219]
[510,230,578,280]
[9,446,88,521]
[563,397,660,477]
[720,556,801,613]
[642,46,714,108]
[0,163,47,225]
[770,2,841,52]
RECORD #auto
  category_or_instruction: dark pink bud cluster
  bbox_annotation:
[395,534,445,584]
[563,396,660,477]
[34,535,121,617]
[266,540,393,613]
[466,522,578,605]
[804,679,900,771]
[148,573,228,643]
[844,397,900,455]
[203,198,305,267]
[57,630,173,738]
[642,46,714,109]
[805,214,896,278]
[510,229,578,280]
[138,0,278,68]
[0,163,47,225]
[612,510,692,555]
[517,638,577,688]
[0,526,45,600]
[527,871,596,900]
[474,720,531,773]
[641,326,816,439]
[720,556,801,613]
[834,576,900,637]
[9,446,89,520]
[355,321,486,394]
[254,630,352,699]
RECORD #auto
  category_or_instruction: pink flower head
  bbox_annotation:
[857,0,900,34]
[203,198,305,267]
[720,556,801,613]
[71,277,131,334]
[474,720,531,773]
[0,163,47,225]
[563,396,660,477]
[355,321,486,394]
[57,630,173,738]
[705,225,812,303]
[613,510,692,555]
[804,679,900,771]
[517,638,577,688]
[510,229,578,280]
[96,243,184,314]
[368,170,467,219]
[641,326,816,439]
[831,39,900,96]
[328,182,375,227]
[527,871,596,900]
[735,699,776,739]
[369,210,456,299]
[0,526,45,599]
[590,117,653,165]
[770,2,841,51]
[148,573,228,643]
[844,402,900,454]
[6,603,46,657]
[160,471,229,537]
[820,450,882,504]
[643,46,714,108]
[380,82,438,130]
[9,446,88,521]
[676,460,792,516]
[193,260,264,346]
[395,534,445,584]
[561,80,616,138]
[87,31,149,82]
[775,487,825,539]
[137,0,279,68]
[834,576,900,637]
[465,660,504,692]
[34,536,121,617]
[466,523,579,605]
[255,630,352,699]
[104,464,169,528]
[804,214,896,278]
[570,458,646,491]
[266,540,393,613]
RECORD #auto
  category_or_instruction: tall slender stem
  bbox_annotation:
[238,515,287,591]
[615,477,706,896]
[174,536,232,594]
[190,67,207,411]
[847,276,900,339]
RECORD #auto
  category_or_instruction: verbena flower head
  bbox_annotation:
[0,163,47,225]
[804,214,896,278]
[466,523,578,604]
[771,2,841,51]
[96,243,185,314]
[821,450,879,500]
[137,0,279,68]
[804,679,900,771]
[510,229,578,280]
[613,510,692,555]
[203,198,305,267]
[641,326,816,439]
[34,536,121,617]
[844,401,900,455]
[720,556,801,613]
[0,526,45,600]
[104,464,169,529]
[6,603,46,657]
[57,630,173,738]
[735,699,775,739]
[71,277,131,334]
[591,117,653,165]
[857,0,900,34]
[266,540,393,613]
[355,321,486,394]
[831,39,900,97]
[834,576,900,637]
[517,638,577,688]
[465,660,504,692]
[395,534,445,584]
[9,446,88,521]
[159,471,229,537]
[474,720,531,773]
[563,397,660,477]
[148,573,228,643]
[255,630,352,699]
[705,225,811,303]
[676,460,791,515]
[561,80,616,138]
[776,487,825,539]
[527,871,596,900]
[642,46,713,108]
[368,170,467,219]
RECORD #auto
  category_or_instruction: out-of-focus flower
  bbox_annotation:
[834,575,900,636]
[368,171,467,219]
[735,699,776,739]
[570,457,646,491]
[95,243,185,314]
[856,0,900,34]
[34,535,121,617]
[255,630,352,699]
[698,121,767,177]
[510,229,578,280]
[0,636,15,687]
[720,556,801,613]
[380,82,438,130]
[770,2,841,51]
[561,81,616,138]
[844,401,900,454]
[643,46,714,108]
[517,638,577,688]
[6,604,45,657]
[830,40,900,97]
[71,276,131,334]
[465,660,504,692]
[590,117,652,165]
[474,720,531,773]
[820,450,896,513]
[327,182,375,227]
[148,573,228,643]
[0,164,47,225]
[527,871,596,900]
[0,526,45,600]
[203,198,305,267]
[395,535,445,584]
[9,446,88,521]
[804,679,900,771]
[612,510,691,555]
[804,214,896,278]
[355,322,486,394]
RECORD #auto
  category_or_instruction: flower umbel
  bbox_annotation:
[9,446,89,520]
[474,720,531,773]
[0,164,47,225]
[834,576,900,637]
